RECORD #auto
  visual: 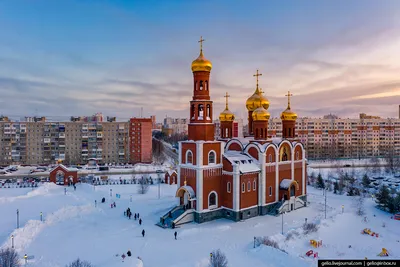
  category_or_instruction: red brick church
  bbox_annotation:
[159,38,307,227]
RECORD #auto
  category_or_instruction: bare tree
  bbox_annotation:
[137,175,149,194]
[384,146,396,174]
[66,258,93,267]
[152,138,166,164]
[369,157,381,175]
[0,248,20,267]
[209,249,228,267]
[353,195,365,216]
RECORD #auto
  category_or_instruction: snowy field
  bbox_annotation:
[0,183,399,266]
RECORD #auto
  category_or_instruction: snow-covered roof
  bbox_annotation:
[176,185,196,199]
[270,138,283,145]
[50,164,78,173]
[280,179,293,189]
[232,137,253,146]
[167,170,177,176]
[224,151,260,173]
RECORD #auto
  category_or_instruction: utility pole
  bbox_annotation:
[324,188,327,219]
[16,209,19,229]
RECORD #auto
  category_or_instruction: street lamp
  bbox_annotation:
[281,211,285,235]
[157,170,162,199]
[16,209,19,229]
[40,212,43,222]
[11,235,14,248]
[253,236,256,248]
[324,188,327,219]
[341,205,344,214]
[110,188,112,197]
[210,253,213,266]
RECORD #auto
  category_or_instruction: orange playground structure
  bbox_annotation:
[310,239,323,248]
[361,228,379,237]
[378,248,389,257]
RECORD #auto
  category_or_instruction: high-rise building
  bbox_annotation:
[129,118,152,164]
[0,115,151,165]
[163,117,188,135]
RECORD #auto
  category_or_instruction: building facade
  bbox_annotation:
[163,117,188,135]
[159,40,306,227]
[129,118,152,164]
[214,118,244,139]
[268,115,400,160]
[0,116,151,165]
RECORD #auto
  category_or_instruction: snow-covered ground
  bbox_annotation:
[0,183,399,266]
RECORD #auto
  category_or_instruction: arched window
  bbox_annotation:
[206,104,211,119]
[253,180,256,191]
[191,104,195,119]
[255,128,259,138]
[247,181,251,192]
[199,80,204,90]
[268,154,272,162]
[208,151,216,164]
[296,151,299,160]
[208,191,217,209]
[225,128,228,138]
[260,128,263,137]
[186,150,193,164]
[242,183,245,193]
[289,128,291,136]
[198,104,204,119]
[227,182,231,193]
[269,186,272,196]
[205,81,208,90]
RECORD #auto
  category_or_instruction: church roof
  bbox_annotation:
[167,170,177,176]
[223,151,260,173]
[280,179,293,189]
[50,164,78,173]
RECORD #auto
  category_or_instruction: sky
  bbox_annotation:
[1,0,400,122]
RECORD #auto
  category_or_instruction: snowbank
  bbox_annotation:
[0,183,60,204]
[250,245,311,267]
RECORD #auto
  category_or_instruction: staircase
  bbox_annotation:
[267,200,285,216]
[157,205,185,228]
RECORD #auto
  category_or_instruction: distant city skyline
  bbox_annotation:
[1,1,400,121]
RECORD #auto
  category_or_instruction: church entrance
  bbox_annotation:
[176,185,196,210]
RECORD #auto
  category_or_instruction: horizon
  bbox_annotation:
[1,1,400,122]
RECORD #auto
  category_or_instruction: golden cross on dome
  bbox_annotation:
[253,69,262,89]
[224,92,230,109]
[198,36,205,52]
[184,176,187,186]
[285,91,293,109]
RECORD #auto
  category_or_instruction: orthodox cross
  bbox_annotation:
[285,91,293,109]
[198,36,205,52]
[253,69,262,89]
[224,92,230,109]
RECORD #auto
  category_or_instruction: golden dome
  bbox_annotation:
[246,87,270,111]
[219,109,235,122]
[280,91,297,121]
[281,108,298,121]
[191,50,212,72]
[252,106,270,121]
[219,92,235,122]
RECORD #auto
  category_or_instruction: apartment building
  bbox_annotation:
[129,118,152,164]
[163,117,188,135]
[0,115,150,165]
[214,118,244,139]
[267,114,400,160]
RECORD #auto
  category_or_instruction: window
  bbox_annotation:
[253,180,256,191]
[247,181,251,192]
[242,183,245,193]
[199,80,204,90]
[208,151,216,164]
[227,182,231,193]
[296,151,299,160]
[268,154,272,162]
[269,186,272,196]
[208,191,217,209]
[186,150,193,164]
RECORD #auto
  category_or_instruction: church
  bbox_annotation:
[159,38,307,227]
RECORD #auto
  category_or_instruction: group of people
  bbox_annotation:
[124,208,142,225]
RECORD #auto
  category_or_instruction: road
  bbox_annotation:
[160,140,179,163]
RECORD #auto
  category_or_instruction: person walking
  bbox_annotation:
[139,218,142,225]
[134,213,137,220]
[142,229,145,237]
[174,231,177,240]
[127,250,132,257]
[128,212,132,219]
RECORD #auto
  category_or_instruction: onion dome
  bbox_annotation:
[246,87,270,111]
[280,91,298,121]
[219,92,235,122]
[191,36,212,72]
[252,106,270,121]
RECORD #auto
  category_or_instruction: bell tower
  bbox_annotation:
[188,36,215,141]
[219,92,235,139]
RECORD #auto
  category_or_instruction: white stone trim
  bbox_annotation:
[302,148,306,195]
[291,146,295,181]
[233,164,240,211]
[258,152,266,206]
[196,168,203,211]
[188,123,215,125]
[239,205,258,211]
[180,163,223,170]
[208,190,218,210]
[178,142,182,165]
[227,181,231,193]
[207,150,217,165]
[177,165,181,205]
[275,161,279,202]
[196,142,203,167]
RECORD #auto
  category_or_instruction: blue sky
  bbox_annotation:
[1,0,400,122]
